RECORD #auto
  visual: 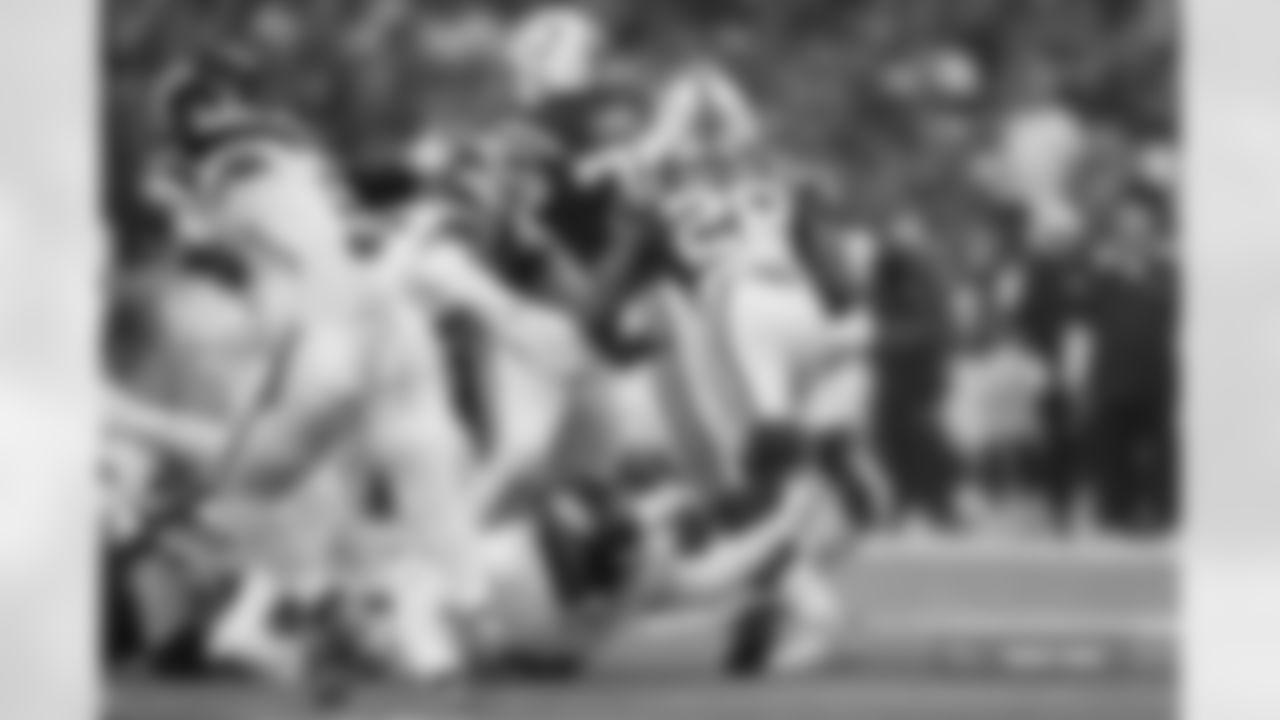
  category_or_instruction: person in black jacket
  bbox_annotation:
[1002,204,1096,529]
[872,217,957,528]
[1082,188,1177,533]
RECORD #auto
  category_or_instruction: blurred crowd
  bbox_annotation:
[104,0,1178,537]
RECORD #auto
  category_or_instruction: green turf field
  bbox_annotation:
[109,539,1177,720]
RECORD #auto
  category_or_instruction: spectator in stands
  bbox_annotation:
[987,100,1097,531]
[1083,185,1177,534]
[872,211,957,530]
[939,204,1051,530]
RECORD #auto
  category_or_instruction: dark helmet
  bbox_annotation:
[156,47,262,152]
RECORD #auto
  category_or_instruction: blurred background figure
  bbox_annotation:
[1082,185,1177,534]
[982,99,1097,531]
[871,213,957,531]
[506,6,606,109]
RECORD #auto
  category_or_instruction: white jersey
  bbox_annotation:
[644,175,838,488]
[198,263,478,592]
[162,131,352,273]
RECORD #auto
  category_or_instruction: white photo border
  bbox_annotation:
[0,1,98,720]
[1187,0,1280,717]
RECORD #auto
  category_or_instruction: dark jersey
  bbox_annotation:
[519,90,677,362]
[540,165,619,269]
[527,83,647,263]
[873,245,952,397]
[531,87,620,157]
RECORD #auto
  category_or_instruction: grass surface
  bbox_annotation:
[109,542,1177,720]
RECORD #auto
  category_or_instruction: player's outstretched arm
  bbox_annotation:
[403,240,591,380]
[104,383,230,467]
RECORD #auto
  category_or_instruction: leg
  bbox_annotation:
[364,386,484,585]
[1038,389,1083,530]
[1146,435,1177,534]
[467,521,601,681]
[205,565,307,682]
[1149,392,1179,532]
[911,410,956,528]
[813,430,889,528]
[471,334,578,519]
[668,422,814,555]
[352,561,468,683]
[440,311,492,454]
[723,550,842,677]
[409,240,588,381]
[877,401,954,529]
[533,477,644,611]
[1089,400,1141,533]
[768,558,844,675]
[103,544,142,667]
[667,476,821,606]
[723,590,787,678]
[1130,391,1177,534]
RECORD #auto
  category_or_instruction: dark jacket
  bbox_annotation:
[1014,247,1095,363]
[1087,263,1177,407]
[874,244,951,402]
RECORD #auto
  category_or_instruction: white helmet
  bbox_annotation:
[212,139,351,271]
[996,104,1086,202]
[640,63,763,168]
[506,6,604,104]
[408,131,466,180]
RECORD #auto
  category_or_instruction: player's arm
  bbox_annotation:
[142,153,217,242]
[106,326,355,495]
[211,323,364,494]
[583,186,651,310]
[401,240,590,379]
[141,153,186,212]
[104,384,230,467]
[578,195,671,361]
[499,155,596,310]
[512,209,595,308]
